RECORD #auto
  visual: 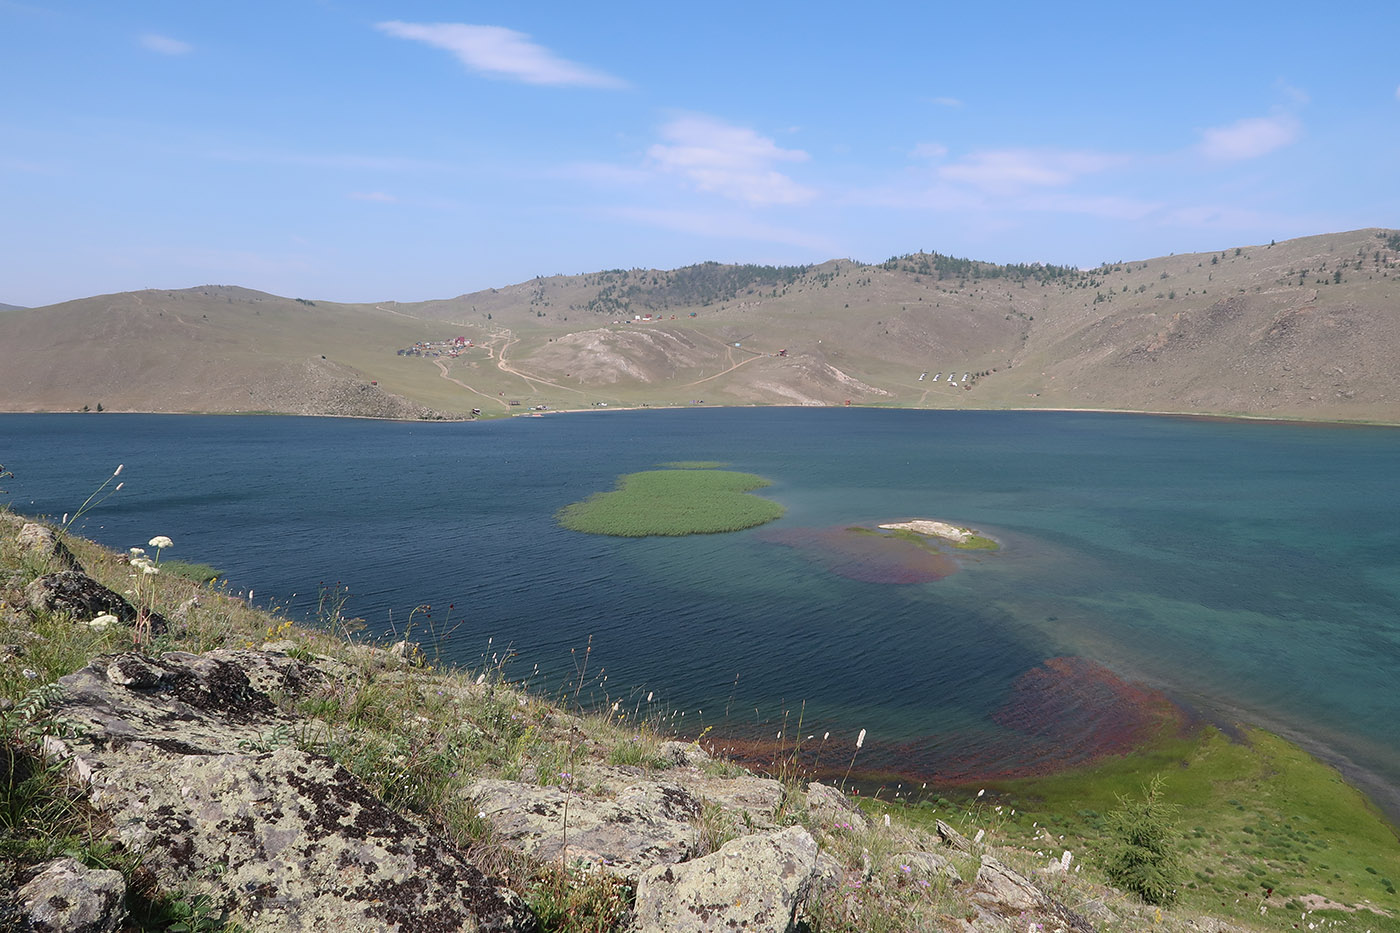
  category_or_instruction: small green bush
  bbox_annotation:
[1103,775,1184,905]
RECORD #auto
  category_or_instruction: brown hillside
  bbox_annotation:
[1,230,1397,422]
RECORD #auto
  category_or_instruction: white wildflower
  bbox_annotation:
[22,668,39,680]
[1061,850,1073,870]
[856,728,866,748]
[977,788,985,797]
[140,564,159,575]
[475,673,485,685]
[883,813,890,827]
[974,828,985,844]
[148,535,173,549]
[113,464,123,476]
[129,547,145,556]
[646,691,653,702]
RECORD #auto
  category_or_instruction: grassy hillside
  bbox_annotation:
[2,229,1398,422]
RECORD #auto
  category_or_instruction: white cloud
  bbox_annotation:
[375,22,626,89]
[1197,114,1300,160]
[938,148,1124,195]
[1395,84,1400,101]
[349,191,397,203]
[910,142,948,159]
[647,115,815,205]
[139,34,192,56]
[930,96,963,108]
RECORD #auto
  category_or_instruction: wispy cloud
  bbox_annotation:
[1197,114,1300,160]
[139,33,192,56]
[1021,192,1162,221]
[930,96,962,108]
[1395,84,1400,102]
[375,22,626,89]
[1163,204,1278,228]
[647,115,816,205]
[938,148,1124,195]
[349,191,397,203]
[909,142,948,160]
[1275,79,1310,106]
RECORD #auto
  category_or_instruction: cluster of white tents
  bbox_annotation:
[917,371,972,384]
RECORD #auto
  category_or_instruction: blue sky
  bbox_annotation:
[4,1,1398,307]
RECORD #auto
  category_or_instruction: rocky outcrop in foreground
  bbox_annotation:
[41,649,534,933]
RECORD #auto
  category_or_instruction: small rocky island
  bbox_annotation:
[877,519,1000,550]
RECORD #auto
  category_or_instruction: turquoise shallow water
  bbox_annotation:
[3,409,1398,813]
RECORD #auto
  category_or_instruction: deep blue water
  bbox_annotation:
[3,409,1398,812]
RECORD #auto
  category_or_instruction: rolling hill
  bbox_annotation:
[2,229,1397,423]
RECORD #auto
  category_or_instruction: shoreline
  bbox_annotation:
[3,403,1398,429]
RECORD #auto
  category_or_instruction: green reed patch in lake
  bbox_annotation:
[557,469,784,536]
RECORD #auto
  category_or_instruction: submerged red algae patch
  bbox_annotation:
[756,525,960,583]
[706,657,1189,788]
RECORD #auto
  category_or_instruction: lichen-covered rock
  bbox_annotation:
[657,740,710,767]
[894,848,962,883]
[17,857,126,933]
[936,817,974,852]
[24,570,166,632]
[633,825,819,933]
[105,653,164,687]
[806,781,868,829]
[973,855,1095,933]
[48,650,536,933]
[469,777,701,878]
[17,523,83,572]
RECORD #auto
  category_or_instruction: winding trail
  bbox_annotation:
[433,360,510,409]
[681,338,765,388]
[492,330,591,398]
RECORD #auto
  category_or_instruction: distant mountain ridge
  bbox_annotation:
[2,229,1397,423]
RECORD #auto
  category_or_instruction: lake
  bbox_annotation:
[3,408,1398,816]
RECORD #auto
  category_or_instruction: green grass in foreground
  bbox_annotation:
[556,469,784,536]
[880,725,1400,931]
